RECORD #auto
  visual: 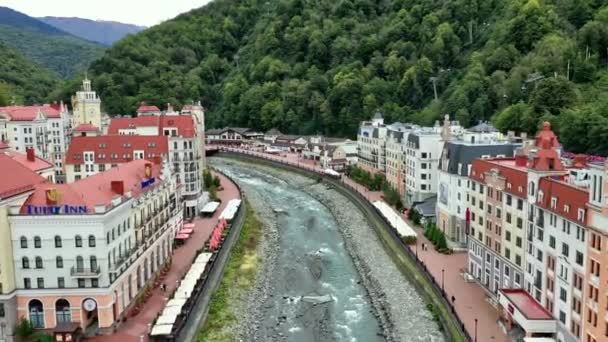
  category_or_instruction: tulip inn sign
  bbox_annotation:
[26,204,88,215]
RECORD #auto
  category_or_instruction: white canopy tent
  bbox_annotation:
[200,201,220,214]
[150,324,173,336]
[373,201,417,238]
[219,199,242,220]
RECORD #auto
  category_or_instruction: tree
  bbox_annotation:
[530,76,578,115]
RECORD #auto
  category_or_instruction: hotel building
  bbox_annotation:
[0,154,46,342]
[8,159,182,334]
[357,112,388,173]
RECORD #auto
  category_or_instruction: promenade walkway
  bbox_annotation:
[93,172,240,342]
[217,147,507,342]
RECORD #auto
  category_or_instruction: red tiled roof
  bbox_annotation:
[470,158,528,198]
[0,105,61,121]
[137,102,161,113]
[65,135,168,165]
[537,177,588,224]
[0,154,45,200]
[73,123,99,132]
[107,115,196,138]
[500,289,553,320]
[21,160,162,215]
[3,151,53,172]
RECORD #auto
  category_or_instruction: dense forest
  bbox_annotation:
[0,42,58,105]
[60,0,608,154]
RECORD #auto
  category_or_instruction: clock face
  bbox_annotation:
[83,298,97,311]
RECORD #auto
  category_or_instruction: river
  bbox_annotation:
[212,158,443,342]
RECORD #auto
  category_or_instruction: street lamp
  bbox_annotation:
[441,268,445,292]
[474,318,478,342]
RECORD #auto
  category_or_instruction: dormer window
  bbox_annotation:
[538,190,544,202]
[577,208,585,222]
[529,182,535,196]
[564,204,570,213]
[551,197,557,209]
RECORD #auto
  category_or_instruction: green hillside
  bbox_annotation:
[85,0,608,154]
[0,42,58,105]
[0,7,105,79]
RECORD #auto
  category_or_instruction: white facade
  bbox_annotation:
[405,128,444,207]
[357,113,388,173]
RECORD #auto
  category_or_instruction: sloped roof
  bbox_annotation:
[65,135,168,165]
[108,115,196,137]
[0,105,61,121]
[136,102,161,113]
[265,128,282,135]
[0,154,45,200]
[73,123,99,132]
[3,150,53,172]
[21,160,162,215]
[413,196,437,217]
[469,121,498,133]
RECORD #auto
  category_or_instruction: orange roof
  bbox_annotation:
[0,105,61,121]
[65,135,168,165]
[21,159,162,215]
[73,123,99,132]
[0,154,45,200]
[3,151,53,172]
[107,115,196,138]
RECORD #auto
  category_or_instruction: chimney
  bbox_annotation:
[515,153,528,167]
[573,154,587,168]
[111,181,124,195]
[26,147,35,162]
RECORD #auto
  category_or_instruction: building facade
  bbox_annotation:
[357,112,388,173]
[0,104,71,183]
[108,114,205,217]
[8,159,182,334]
[64,135,169,183]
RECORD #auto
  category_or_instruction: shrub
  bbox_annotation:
[15,318,33,337]
[402,236,417,245]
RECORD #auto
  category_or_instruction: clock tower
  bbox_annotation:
[71,76,101,129]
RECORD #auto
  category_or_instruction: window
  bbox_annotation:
[55,299,71,323]
[35,257,43,269]
[74,164,81,172]
[560,287,567,301]
[54,235,62,248]
[88,235,96,247]
[22,257,30,269]
[34,236,41,248]
[516,237,522,248]
[77,279,85,288]
[562,243,570,257]
[75,235,82,247]
[517,199,523,210]
[99,164,105,172]
[549,236,556,248]
[24,278,31,289]
[20,236,27,248]
[516,218,523,229]
[57,277,65,288]
[55,256,63,269]
[576,251,584,266]
[106,232,110,244]
[28,299,43,328]
[37,277,44,289]
[91,279,99,288]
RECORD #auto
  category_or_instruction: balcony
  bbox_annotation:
[536,215,544,228]
[70,266,101,278]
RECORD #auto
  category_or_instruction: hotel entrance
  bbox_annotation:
[82,298,99,337]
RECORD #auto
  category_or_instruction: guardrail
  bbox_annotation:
[216,148,472,342]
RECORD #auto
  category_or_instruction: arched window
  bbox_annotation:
[88,235,96,247]
[90,256,97,271]
[35,256,43,269]
[22,257,29,269]
[75,235,82,247]
[28,299,44,328]
[76,256,84,271]
[54,235,62,248]
[56,256,63,268]
[20,236,27,248]
[55,299,71,323]
[34,236,41,248]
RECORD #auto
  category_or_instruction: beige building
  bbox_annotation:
[71,78,102,129]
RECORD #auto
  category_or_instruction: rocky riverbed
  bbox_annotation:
[211,158,444,342]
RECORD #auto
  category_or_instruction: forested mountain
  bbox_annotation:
[80,0,608,154]
[0,7,105,78]
[39,17,146,46]
[0,42,58,105]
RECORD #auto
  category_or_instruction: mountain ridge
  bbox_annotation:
[39,16,146,46]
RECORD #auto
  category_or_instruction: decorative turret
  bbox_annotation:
[530,121,564,171]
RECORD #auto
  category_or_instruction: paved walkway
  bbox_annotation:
[221,147,507,342]
[92,172,240,342]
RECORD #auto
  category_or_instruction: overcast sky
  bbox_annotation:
[0,0,213,27]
